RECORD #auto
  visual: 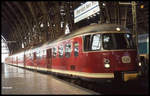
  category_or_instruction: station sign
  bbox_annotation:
[138,34,148,43]
[74,1,100,23]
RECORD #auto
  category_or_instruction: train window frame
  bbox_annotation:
[38,50,41,59]
[74,42,79,57]
[58,45,64,58]
[44,50,46,56]
[91,34,102,51]
[102,34,116,50]
[37,50,40,59]
[83,35,92,51]
[53,47,57,58]
[102,33,136,50]
[124,33,136,49]
[65,43,71,58]
[83,34,102,51]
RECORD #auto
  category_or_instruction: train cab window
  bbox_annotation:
[102,33,136,50]
[53,47,57,58]
[65,43,71,58]
[125,34,135,48]
[74,42,79,56]
[103,34,115,50]
[58,45,63,57]
[91,34,101,50]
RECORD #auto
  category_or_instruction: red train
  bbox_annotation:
[5,24,139,82]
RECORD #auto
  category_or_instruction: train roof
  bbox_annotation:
[68,23,129,36]
[9,23,130,56]
[46,23,130,44]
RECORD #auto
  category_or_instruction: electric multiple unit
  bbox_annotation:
[5,24,139,82]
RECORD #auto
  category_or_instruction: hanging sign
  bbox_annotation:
[74,1,100,23]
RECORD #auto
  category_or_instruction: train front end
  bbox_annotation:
[82,26,139,82]
[101,33,139,82]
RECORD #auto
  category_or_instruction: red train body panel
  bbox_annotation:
[5,24,139,82]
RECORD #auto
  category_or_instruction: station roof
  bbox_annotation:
[1,1,149,54]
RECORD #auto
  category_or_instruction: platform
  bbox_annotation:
[1,63,99,95]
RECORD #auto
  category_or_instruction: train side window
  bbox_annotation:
[39,51,40,58]
[83,35,92,51]
[36,52,38,59]
[53,47,57,58]
[58,45,63,57]
[65,43,71,58]
[91,34,101,50]
[74,42,79,57]
[43,50,44,57]
[43,50,46,57]
[39,50,42,59]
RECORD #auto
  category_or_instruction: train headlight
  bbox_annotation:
[104,64,110,68]
[139,62,141,66]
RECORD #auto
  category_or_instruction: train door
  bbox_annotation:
[33,52,37,67]
[12,57,13,64]
[71,42,79,71]
[46,49,52,69]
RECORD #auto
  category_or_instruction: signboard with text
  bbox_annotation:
[74,1,100,23]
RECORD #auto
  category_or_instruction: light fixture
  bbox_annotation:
[103,3,106,6]
[104,64,110,68]
[48,22,50,26]
[140,5,144,9]
[116,27,120,31]
[40,23,44,28]
[139,62,141,66]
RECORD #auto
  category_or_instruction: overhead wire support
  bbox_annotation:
[119,1,138,51]
[132,1,138,48]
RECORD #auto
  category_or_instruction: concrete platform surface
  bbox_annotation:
[1,63,99,95]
